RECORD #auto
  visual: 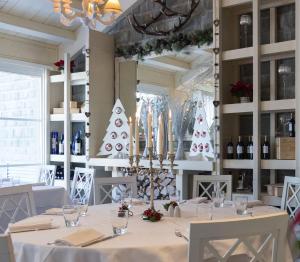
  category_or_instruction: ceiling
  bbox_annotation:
[0,0,137,45]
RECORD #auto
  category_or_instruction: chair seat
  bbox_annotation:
[205,254,251,262]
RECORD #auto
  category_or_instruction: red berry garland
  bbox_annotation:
[143,208,163,222]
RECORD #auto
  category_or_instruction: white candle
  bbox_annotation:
[168,110,174,154]
[147,107,152,148]
[135,113,139,156]
[157,114,164,155]
[129,116,133,157]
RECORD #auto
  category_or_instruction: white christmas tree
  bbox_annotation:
[98,99,135,158]
[189,97,214,160]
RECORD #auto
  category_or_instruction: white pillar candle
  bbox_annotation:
[157,114,164,155]
[168,110,174,154]
[147,107,153,148]
[135,113,139,156]
[129,116,133,157]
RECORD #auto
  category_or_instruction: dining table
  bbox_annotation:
[11,201,293,262]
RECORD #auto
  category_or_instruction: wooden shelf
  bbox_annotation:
[222,103,253,114]
[223,160,253,169]
[50,154,86,163]
[50,72,87,85]
[261,160,296,170]
[222,99,295,114]
[222,40,295,61]
[50,113,86,122]
[88,158,214,171]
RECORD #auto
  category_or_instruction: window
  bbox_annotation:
[0,61,46,182]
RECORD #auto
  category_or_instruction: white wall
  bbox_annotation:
[0,33,58,66]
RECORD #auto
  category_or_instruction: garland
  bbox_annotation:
[115,28,213,60]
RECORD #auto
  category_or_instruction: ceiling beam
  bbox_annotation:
[142,56,191,72]
[0,12,76,43]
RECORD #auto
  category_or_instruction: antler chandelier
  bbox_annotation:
[128,0,200,36]
[53,0,122,29]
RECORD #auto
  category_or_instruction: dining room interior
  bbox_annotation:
[0,0,299,261]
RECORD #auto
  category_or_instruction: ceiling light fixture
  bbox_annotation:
[53,0,122,29]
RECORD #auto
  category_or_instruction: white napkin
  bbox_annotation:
[43,208,64,215]
[247,200,264,208]
[188,197,208,204]
[126,198,144,206]
[54,228,106,247]
[8,217,53,233]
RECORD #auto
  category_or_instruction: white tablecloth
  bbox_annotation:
[32,186,70,215]
[11,202,293,262]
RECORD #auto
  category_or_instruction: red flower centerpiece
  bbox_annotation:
[54,60,76,73]
[143,208,163,222]
[230,81,253,103]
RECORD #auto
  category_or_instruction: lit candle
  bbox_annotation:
[168,110,174,154]
[135,112,139,156]
[147,107,153,148]
[157,114,164,155]
[129,116,133,157]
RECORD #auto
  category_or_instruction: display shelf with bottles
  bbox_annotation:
[214,0,297,202]
[47,30,115,191]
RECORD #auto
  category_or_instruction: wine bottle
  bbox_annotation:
[51,131,58,154]
[247,136,253,160]
[59,134,64,155]
[226,138,234,159]
[262,136,270,159]
[288,113,295,137]
[236,136,244,159]
[74,131,82,155]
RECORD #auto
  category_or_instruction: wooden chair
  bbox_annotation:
[70,167,95,204]
[193,175,232,200]
[0,185,36,233]
[188,212,288,262]
[38,165,56,186]
[94,176,137,205]
[0,234,15,262]
[281,176,300,219]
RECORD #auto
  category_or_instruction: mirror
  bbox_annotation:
[115,46,214,161]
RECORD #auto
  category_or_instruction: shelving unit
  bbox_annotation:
[47,31,115,191]
[214,0,297,204]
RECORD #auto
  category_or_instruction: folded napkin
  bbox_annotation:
[54,228,105,247]
[188,197,208,204]
[246,200,264,208]
[130,198,144,206]
[43,208,64,215]
[9,217,53,233]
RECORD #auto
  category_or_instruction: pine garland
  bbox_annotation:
[115,28,213,60]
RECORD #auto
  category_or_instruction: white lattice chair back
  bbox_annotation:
[188,212,288,262]
[0,233,15,262]
[281,176,300,219]
[94,176,138,205]
[0,185,36,233]
[193,175,232,200]
[38,165,56,186]
[70,168,95,204]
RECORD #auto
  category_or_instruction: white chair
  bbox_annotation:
[94,176,137,205]
[193,175,232,200]
[0,185,36,233]
[281,176,300,219]
[188,212,288,262]
[70,167,95,204]
[38,165,56,186]
[0,233,15,262]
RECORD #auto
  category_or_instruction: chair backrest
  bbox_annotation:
[188,212,288,262]
[193,175,232,200]
[0,234,15,262]
[0,185,36,233]
[38,165,56,186]
[70,167,95,204]
[281,176,300,219]
[94,176,138,205]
